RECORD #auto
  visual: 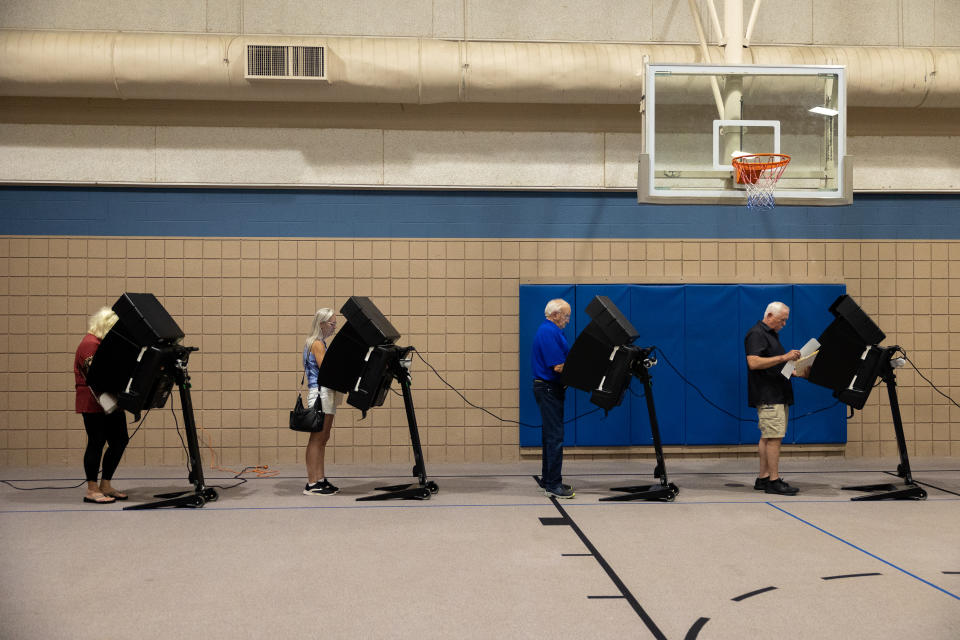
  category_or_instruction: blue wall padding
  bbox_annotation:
[519,284,847,447]
[683,285,742,445]
[629,285,685,446]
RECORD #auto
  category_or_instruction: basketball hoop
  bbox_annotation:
[731,153,791,211]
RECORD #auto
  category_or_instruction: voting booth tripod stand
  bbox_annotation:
[842,346,927,501]
[600,348,680,503]
[125,346,219,510]
[357,345,439,501]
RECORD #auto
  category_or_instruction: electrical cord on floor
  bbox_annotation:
[0,409,153,491]
[1,398,274,494]
[1,478,87,491]
[167,395,278,491]
[204,466,277,491]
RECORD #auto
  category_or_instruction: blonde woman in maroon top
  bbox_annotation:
[74,307,129,504]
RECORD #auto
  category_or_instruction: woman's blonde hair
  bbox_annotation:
[304,308,335,350]
[88,307,119,339]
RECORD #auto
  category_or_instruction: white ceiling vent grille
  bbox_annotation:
[246,45,326,80]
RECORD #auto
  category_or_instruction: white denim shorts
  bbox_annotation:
[307,386,341,415]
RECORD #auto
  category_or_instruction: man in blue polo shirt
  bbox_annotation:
[532,298,574,498]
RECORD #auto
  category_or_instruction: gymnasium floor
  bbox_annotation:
[2,457,958,639]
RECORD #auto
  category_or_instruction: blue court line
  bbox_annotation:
[767,502,960,601]
[3,496,958,515]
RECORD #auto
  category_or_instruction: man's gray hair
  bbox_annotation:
[544,298,569,318]
[765,301,789,317]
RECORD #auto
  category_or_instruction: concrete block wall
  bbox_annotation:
[2,221,959,468]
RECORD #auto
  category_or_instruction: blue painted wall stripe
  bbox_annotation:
[0,187,958,239]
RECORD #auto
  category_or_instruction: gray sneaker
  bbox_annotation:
[543,483,572,496]
[546,485,575,499]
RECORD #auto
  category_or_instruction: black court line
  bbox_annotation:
[540,489,666,639]
[882,472,960,497]
[684,617,710,640]
[731,586,777,601]
[821,572,882,580]
[944,571,960,575]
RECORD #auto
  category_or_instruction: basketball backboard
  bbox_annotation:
[638,64,850,206]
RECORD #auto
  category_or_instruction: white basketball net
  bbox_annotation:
[743,169,781,211]
[733,154,790,212]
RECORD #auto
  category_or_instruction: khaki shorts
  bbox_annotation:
[757,404,788,439]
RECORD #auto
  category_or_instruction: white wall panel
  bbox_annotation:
[1,123,958,192]
[746,0,814,46]
[433,0,466,39]
[812,0,900,46]
[650,0,701,43]
[245,0,435,37]
[933,0,960,46]
[0,0,206,33]
[1,0,951,48]
[851,136,960,191]
[463,0,655,42]
[243,0,362,35]
[383,131,604,188]
[901,0,936,47]
[358,0,435,37]
[603,133,643,188]
[205,0,242,34]
[155,127,384,185]
[0,123,156,183]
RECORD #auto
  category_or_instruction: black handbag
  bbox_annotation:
[289,374,325,432]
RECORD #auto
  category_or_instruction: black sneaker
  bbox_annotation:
[303,480,339,495]
[320,478,340,494]
[765,478,799,495]
[754,477,769,491]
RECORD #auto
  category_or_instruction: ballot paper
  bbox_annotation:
[781,338,821,378]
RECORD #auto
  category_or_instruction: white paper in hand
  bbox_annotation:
[782,338,821,378]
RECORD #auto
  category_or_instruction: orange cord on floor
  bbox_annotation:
[197,423,279,479]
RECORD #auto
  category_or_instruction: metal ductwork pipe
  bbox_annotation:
[0,30,958,108]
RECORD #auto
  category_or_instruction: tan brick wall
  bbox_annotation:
[1,236,957,468]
